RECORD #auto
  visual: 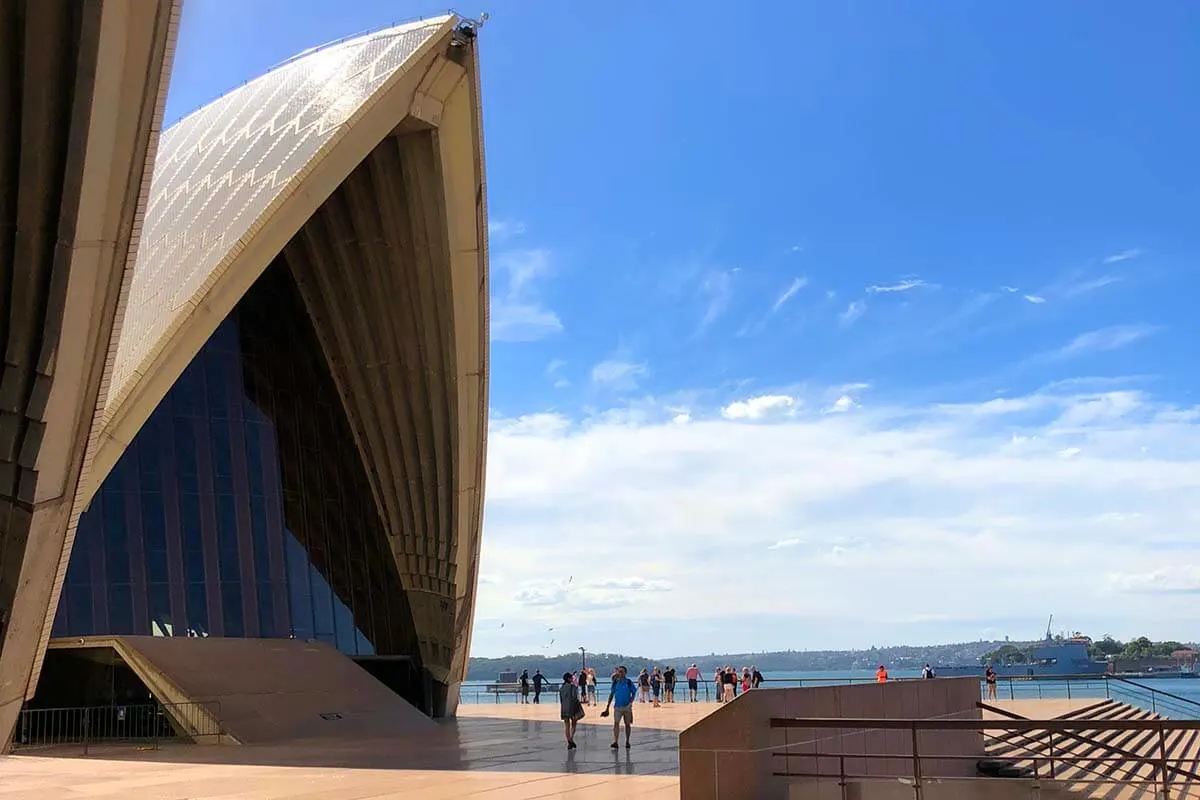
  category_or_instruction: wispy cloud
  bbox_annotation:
[545,359,570,388]
[1051,324,1160,360]
[1103,248,1142,265]
[1000,286,1019,293]
[1023,294,1046,304]
[839,300,866,327]
[490,249,563,342]
[1063,275,1122,296]
[699,270,733,328]
[867,278,930,294]
[591,358,649,391]
[488,219,527,243]
[772,277,808,313]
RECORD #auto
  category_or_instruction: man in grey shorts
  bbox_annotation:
[601,665,638,748]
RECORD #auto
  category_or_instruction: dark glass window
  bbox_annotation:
[149,582,172,634]
[54,264,417,665]
[108,584,134,634]
[174,418,199,494]
[221,583,244,637]
[102,492,131,583]
[180,493,205,584]
[215,494,240,582]
[186,583,208,635]
[210,419,234,494]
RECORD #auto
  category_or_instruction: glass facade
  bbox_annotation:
[54,263,418,659]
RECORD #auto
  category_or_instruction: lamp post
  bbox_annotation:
[579,646,586,671]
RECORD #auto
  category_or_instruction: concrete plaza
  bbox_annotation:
[0,700,720,799]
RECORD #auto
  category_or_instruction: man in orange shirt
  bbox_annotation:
[875,665,889,683]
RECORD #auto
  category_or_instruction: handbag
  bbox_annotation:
[571,697,586,722]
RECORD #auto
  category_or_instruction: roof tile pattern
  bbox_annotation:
[106,18,447,414]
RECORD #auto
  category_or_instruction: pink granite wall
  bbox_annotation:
[679,677,983,800]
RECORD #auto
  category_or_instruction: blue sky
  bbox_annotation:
[169,1,1200,658]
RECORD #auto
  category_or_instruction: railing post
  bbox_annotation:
[1159,722,1170,800]
[910,722,923,800]
[840,754,848,800]
[1009,681,1014,701]
[1048,731,1056,779]
[82,708,89,756]
[1066,680,1072,700]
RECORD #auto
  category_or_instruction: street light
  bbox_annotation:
[579,646,586,671]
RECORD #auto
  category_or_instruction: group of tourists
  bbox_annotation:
[518,668,599,705]
[714,665,765,702]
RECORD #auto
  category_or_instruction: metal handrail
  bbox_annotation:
[769,717,1200,731]
[1109,675,1200,715]
[764,715,1200,796]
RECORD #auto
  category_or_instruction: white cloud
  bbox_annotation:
[768,538,804,550]
[591,578,673,592]
[491,249,563,342]
[475,384,1200,656]
[591,359,648,391]
[1108,567,1200,595]
[672,412,692,425]
[1001,286,1019,293]
[1103,249,1142,265]
[721,394,796,420]
[772,277,808,313]
[839,300,866,327]
[1023,295,1046,304]
[1051,324,1159,360]
[826,395,857,413]
[866,278,929,294]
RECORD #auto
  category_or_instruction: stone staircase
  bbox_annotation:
[983,698,1200,799]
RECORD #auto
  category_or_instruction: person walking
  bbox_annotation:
[587,668,597,706]
[519,670,531,704]
[532,669,544,703]
[985,666,998,700]
[664,666,676,703]
[601,665,638,749]
[875,665,889,683]
[650,667,662,707]
[751,666,764,689]
[686,664,700,702]
[638,668,651,703]
[560,672,584,748]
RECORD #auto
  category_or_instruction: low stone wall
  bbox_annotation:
[679,677,983,800]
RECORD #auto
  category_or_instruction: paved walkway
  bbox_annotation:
[0,700,720,799]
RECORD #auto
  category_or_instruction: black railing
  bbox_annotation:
[457,673,1200,718]
[12,701,223,752]
[762,716,1200,798]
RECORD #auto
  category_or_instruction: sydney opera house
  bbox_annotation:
[0,3,487,747]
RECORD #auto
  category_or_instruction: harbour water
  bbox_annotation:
[457,669,1200,718]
